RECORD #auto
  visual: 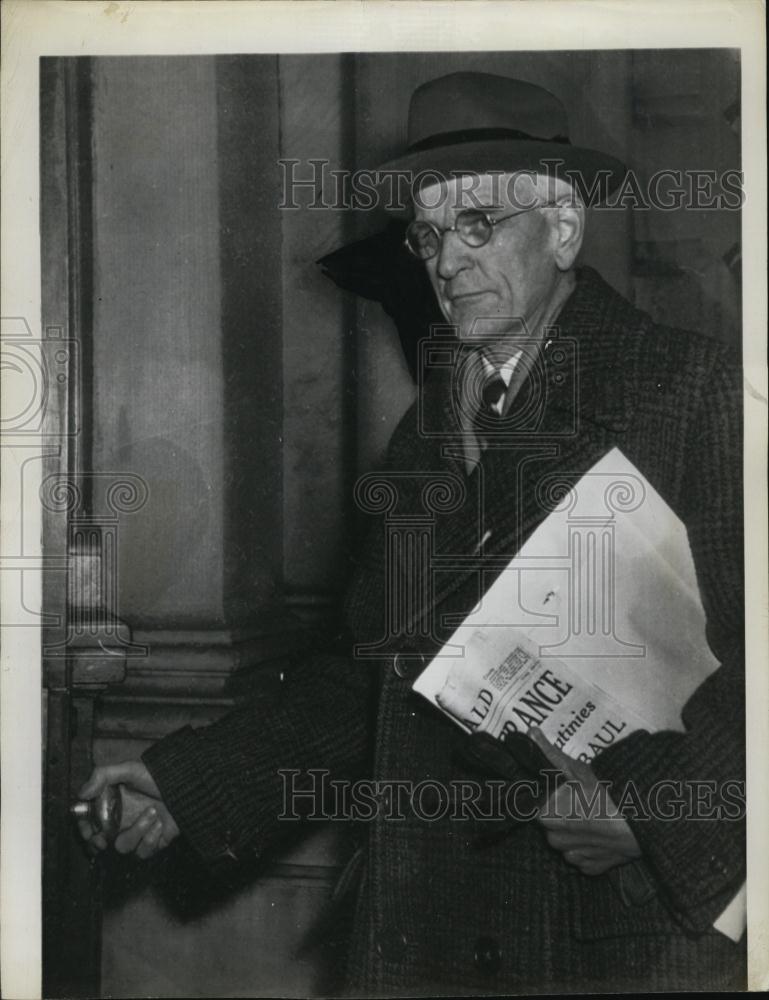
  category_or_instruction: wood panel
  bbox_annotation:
[90,56,225,628]
[82,54,351,998]
[628,49,741,347]
[40,56,127,998]
[279,54,358,596]
[217,55,285,620]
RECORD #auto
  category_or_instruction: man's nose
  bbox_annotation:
[435,230,472,281]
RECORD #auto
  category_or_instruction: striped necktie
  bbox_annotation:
[481,373,507,416]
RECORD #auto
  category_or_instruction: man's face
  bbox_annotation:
[414,173,561,344]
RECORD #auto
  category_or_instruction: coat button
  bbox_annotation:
[708,854,729,877]
[393,653,426,680]
[474,935,501,974]
[376,927,408,962]
[376,785,394,812]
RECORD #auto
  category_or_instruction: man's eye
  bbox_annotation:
[458,211,492,242]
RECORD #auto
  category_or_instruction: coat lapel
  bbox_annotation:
[389,267,649,637]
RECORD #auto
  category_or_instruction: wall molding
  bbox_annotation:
[94,619,308,740]
[121,624,301,695]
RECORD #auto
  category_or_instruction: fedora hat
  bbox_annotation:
[376,72,626,206]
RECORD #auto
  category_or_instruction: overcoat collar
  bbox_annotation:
[387,266,651,640]
[430,264,649,443]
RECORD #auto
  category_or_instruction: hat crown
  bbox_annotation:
[407,72,570,149]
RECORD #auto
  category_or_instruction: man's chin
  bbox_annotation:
[454,318,529,344]
[442,298,528,343]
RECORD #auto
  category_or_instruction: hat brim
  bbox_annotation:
[373,139,626,214]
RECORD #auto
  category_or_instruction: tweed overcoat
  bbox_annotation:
[144,267,746,994]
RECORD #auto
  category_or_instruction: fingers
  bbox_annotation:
[529,729,598,788]
[544,827,622,853]
[114,805,158,855]
[529,738,644,877]
[77,768,109,801]
[114,803,179,858]
[528,727,578,776]
[542,811,642,852]
[77,817,109,852]
[119,786,162,828]
[78,759,161,800]
[543,820,641,875]
[78,762,138,799]
[135,819,165,860]
[161,808,181,844]
[562,849,626,876]
[537,778,620,825]
[74,762,179,860]
[81,807,176,859]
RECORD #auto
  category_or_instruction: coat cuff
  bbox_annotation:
[142,725,278,873]
[591,728,745,933]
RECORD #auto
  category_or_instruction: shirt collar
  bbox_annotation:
[481,350,522,388]
[432,266,646,444]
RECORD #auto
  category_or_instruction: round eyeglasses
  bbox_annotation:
[404,203,555,261]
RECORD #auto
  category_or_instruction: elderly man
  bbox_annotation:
[78,73,745,993]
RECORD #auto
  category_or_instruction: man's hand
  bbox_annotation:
[77,760,180,859]
[530,728,642,876]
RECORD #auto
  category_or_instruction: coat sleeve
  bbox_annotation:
[142,402,426,868]
[591,346,745,933]
[142,648,378,872]
[139,405,425,873]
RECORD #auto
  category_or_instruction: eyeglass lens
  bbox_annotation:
[406,209,493,260]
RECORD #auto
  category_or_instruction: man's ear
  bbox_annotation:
[552,202,585,271]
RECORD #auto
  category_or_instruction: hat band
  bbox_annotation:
[408,126,571,154]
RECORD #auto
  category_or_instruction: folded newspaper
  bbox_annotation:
[412,447,745,941]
